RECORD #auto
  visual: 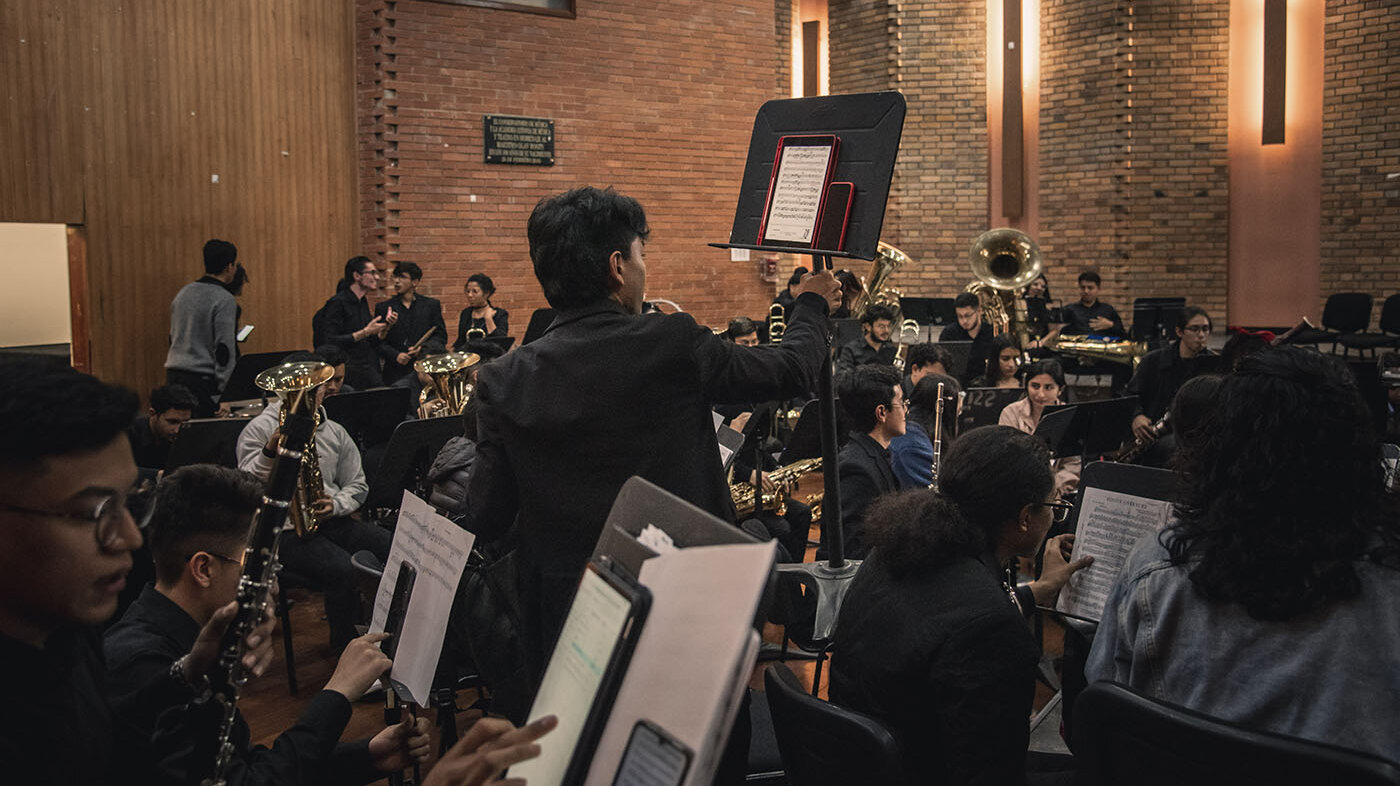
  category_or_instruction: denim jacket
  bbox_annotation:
[1086,533,1400,765]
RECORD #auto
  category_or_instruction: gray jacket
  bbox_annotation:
[165,278,238,388]
[1086,533,1400,765]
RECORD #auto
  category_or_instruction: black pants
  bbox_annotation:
[165,368,220,418]
[278,516,393,651]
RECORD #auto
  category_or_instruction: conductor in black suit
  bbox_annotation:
[466,186,842,678]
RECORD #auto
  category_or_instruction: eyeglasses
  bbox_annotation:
[0,493,132,550]
[184,549,246,568]
[1033,499,1076,523]
[1182,324,1213,334]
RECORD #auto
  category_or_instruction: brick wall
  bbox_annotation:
[1040,0,1230,322]
[775,0,793,97]
[1322,0,1400,326]
[355,0,780,339]
[829,0,988,298]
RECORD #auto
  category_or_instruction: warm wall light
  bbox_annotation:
[1262,0,1286,144]
[1003,0,1024,218]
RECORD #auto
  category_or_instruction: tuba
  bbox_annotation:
[415,352,481,419]
[255,361,335,539]
[967,228,1042,350]
[850,241,908,320]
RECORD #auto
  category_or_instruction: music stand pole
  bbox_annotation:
[812,253,846,570]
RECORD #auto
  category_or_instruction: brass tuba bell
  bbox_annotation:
[255,360,335,538]
[967,228,1042,349]
[414,351,481,419]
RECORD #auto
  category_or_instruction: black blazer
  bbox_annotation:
[375,294,448,383]
[833,431,900,560]
[467,292,830,661]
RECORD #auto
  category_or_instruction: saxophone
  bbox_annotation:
[731,457,822,519]
[258,363,331,538]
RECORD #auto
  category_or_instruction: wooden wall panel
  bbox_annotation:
[0,0,358,394]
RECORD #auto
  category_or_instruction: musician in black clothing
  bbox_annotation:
[127,383,198,471]
[0,360,275,786]
[319,256,394,390]
[453,272,509,350]
[835,303,896,375]
[105,465,430,786]
[825,364,906,560]
[1060,269,1126,337]
[376,261,448,387]
[1125,306,1219,442]
[939,292,996,384]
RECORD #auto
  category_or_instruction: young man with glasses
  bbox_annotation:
[1125,306,1219,443]
[317,255,396,390]
[375,261,448,388]
[827,364,907,560]
[104,464,431,785]
[0,359,275,784]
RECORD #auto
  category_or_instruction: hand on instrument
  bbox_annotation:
[753,471,777,495]
[371,714,432,772]
[1027,534,1094,606]
[185,592,279,683]
[216,402,233,418]
[1130,414,1156,443]
[795,270,843,313]
[325,631,392,701]
[422,715,558,786]
[1089,316,1114,332]
[310,497,335,518]
[397,352,415,366]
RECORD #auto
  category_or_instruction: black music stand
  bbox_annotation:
[221,351,295,402]
[712,91,906,643]
[956,387,1025,432]
[367,416,465,510]
[166,417,250,470]
[1131,297,1187,350]
[1035,397,1139,462]
[933,340,976,382]
[323,387,412,453]
[900,296,957,326]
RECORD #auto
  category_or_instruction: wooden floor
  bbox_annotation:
[239,521,1068,779]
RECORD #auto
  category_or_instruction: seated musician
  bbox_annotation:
[312,343,351,395]
[971,334,1023,389]
[824,364,906,560]
[833,269,863,319]
[888,373,961,489]
[999,359,1081,494]
[0,359,275,784]
[1060,269,1125,337]
[939,292,995,384]
[1129,374,1221,469]
[1124,306,1217,443]
[453,273,509,350]
[830,426,1091,785]
[236,350,391,652]
[104,464,431,785]
[127,383,198,472]
[376,261,448,388]
[835,303,896,376]
[902,342,954,397]
[1087,348,1400,766]
[724,316,762,347]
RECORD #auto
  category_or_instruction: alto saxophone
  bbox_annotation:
[731,457,822,519]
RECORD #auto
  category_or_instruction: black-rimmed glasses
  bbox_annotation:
[1034,499,1075,523]
[0,493,131,550]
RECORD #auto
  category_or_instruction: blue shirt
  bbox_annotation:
[888,419,933,489]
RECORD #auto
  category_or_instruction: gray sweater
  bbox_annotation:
[164,277,238,388]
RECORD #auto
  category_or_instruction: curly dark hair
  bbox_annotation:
[866,426,1053,577]
[1167,347,1400,621]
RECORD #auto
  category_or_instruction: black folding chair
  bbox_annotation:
[763,664,905,786]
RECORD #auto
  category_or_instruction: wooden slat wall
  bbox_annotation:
[1,0,358,394]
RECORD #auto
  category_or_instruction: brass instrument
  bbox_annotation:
[892,318,921,371]
[851,241,908,320]
[255,361,335,539]
[767,302,787,344]
[930,381,946,488]
[1053,335,1146,367]
[415,351,481,419]
[967,228,1042,349]
[731,457,822,519]
[464,327,486,342]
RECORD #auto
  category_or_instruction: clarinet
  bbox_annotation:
[195,410,317,786]
[929,382,946,489]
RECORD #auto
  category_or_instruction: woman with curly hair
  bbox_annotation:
[830,426,1092,784]
[1086,347,1400,765]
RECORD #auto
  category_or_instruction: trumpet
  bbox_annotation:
[731,457,822,519]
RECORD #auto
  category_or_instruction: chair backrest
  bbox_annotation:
[762,664,905,786]
[1074,682,1400,786]
[1321,292,1373,333]
[349,549,386,611]
[1379,293,1400,335]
